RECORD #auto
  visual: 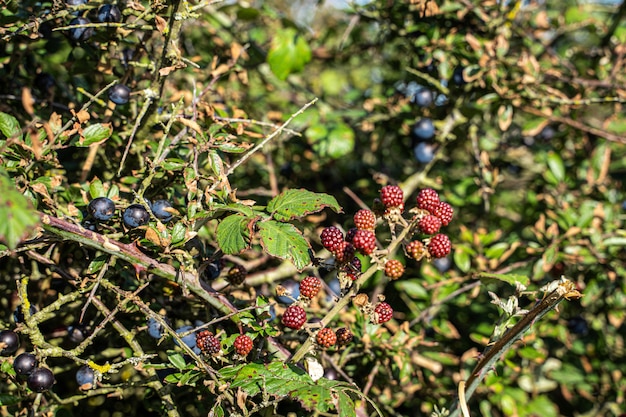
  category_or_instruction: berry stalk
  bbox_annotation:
[289,215,416,364]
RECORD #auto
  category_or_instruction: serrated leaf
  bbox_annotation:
[216,214,254,254]
[0,169,40,249]
[477,272,530,287]
[0,112,22,141]
[257,220,311,270]
[223,362,354,413]
[267,189,341,221]
[335,390,356,417]
[73,123,112,147]
[267,27,312,80]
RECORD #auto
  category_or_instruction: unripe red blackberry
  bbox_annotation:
[353,209,376,231]
[352,229,376,255]
[406,240,427,260]
[334,241,356,263]
[227,264,247,285]
[433,201,454,226]
[384,259,405,280]
[233,334,253,356]
[316,328,337,348]
[428,234,451,258]
[321,226,344,252]
[335,327,354,346]
[373,302,393,324]
[196,330,220,355]
[416,188,440,213]
[300,276,322,299]
[380,185,404,208]
[418,215,442,235]
[282,305,307,330]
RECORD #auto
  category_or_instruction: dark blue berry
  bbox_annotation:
[151,200,174,222]
[147,317,167,339]
[108,84,131,105]
[413,142,435,164]
[123,204,149,228]
[97,4,121,23]
[413,88,433,107]
[201,261,222,281]
[76,365,96,389]
[0,330,19,356]
[538,125,556,141]
[13,305,37,323]
[68,17,94,43]
[411,118,435,141]
[175,326,201,354]
[88,197,116,221]
[35,73,55,93]
[27,367,55,392]
[66,0,88,5]
[13,353,38,378]
[452,66,466,86]
[433,256,451,273]
[277,279,299,305]
[567,316,589,336]
[67,323,90,343]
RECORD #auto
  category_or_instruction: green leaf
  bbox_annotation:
[267,189,342,221]
[72,123,112,147]
[87,255,109,274]
[267,27,312,80]
[168,353,187,370]
[161,159,187,171]
[546,151,565,182]
[310,122,355,159]
[257,220,311,270]
[171,222,187,245]
[216,214,253,254]
[89,178,105,199]
[0,112,22,141]
[0,169,40,249]
[0,393,22,406]
[477,272,530,287]
[208,405,224,417]
[222,361,355,413]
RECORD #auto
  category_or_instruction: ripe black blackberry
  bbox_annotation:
[196,330,220,355]
[227,264,247,285]
[335,328,354,346]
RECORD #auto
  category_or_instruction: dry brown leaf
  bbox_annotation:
[21,87,34,115]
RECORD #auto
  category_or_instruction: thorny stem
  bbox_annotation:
[447,277,582,417]
[38,213,240,320]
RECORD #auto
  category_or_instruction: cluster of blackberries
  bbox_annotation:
[87,197,175,228]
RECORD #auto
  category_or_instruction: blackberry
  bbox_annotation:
[418,215,442,235]
[335,327,354,346]
[433,201,454,226]
[373,302,393,324]
[300,276,322,299]
[352,229,376,255]
[227,265,247,285]
[345,227,357,243]
[353,209,376,231]
[233,334,253,356]
[320,226,344,252]
[316,328,337,348]
[428,234,451,258]
[380,185,404,208]
[281,305,307,330]
[406,240,426,260]
[334,241,356,263]
[196,330,220,355]
[416,188,440,213]
[384,259,404,280]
